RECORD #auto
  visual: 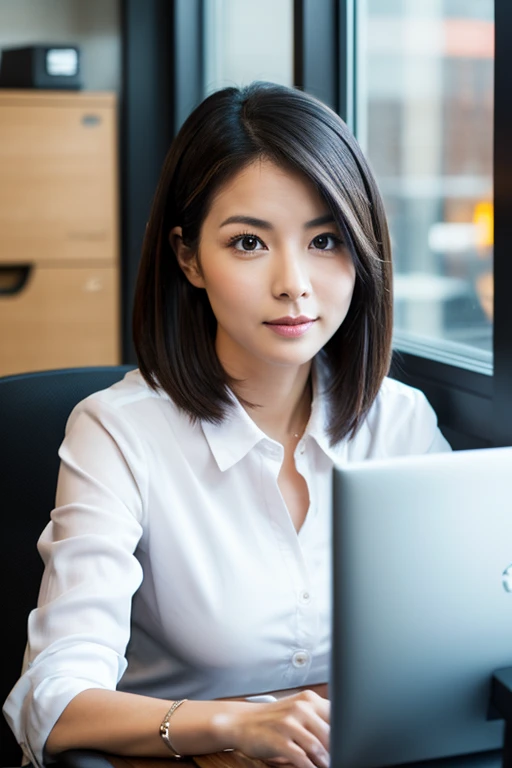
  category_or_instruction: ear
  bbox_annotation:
[169,226,205,289]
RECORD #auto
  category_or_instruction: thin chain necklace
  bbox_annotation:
[291,378,312,439]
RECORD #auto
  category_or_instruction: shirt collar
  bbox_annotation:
[201,394,268,472]
[201,356,341,472]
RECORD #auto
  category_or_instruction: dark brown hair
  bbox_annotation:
[132,81,393,444]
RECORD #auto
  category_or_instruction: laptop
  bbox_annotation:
[330,446,512,768]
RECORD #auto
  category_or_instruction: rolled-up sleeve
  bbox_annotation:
[3,398,147,768]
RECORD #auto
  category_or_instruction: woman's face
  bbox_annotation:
[172,158,356,377]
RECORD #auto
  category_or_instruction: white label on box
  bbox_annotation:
[46,48,78,76]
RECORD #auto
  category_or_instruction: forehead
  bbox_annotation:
[204,158,329,223]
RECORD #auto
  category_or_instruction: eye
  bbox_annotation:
[311,233,343,251]
[228,234,265,252]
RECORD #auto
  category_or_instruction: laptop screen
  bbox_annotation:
[330,446,512,768]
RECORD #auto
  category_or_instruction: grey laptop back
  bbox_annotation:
[330,446,512,768]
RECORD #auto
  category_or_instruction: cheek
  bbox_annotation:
[203,266,261,312]
[316,261,356,308]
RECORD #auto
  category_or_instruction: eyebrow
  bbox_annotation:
[219,214,336,230]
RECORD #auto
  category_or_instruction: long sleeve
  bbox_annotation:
[3,399,146,768]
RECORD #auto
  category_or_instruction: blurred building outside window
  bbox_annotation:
[203,0,293,96]
[356,0,494,373]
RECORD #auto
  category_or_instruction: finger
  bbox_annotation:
[288,698,330,750]
[296,731,330,768]
[279,720,329,768]
[302,709,330,752]
[284,740,328,768]
[295,690,331,724]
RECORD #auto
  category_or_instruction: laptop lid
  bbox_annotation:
[330,446,512,768]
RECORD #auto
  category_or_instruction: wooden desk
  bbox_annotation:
[103,749,504,768]
[106,753,264,768]
[194,754,265,768]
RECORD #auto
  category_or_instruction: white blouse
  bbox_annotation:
[3,368,451,767]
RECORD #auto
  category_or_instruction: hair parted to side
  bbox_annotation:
[132,81,393,445]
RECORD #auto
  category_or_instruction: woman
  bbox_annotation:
[3,82,450,768]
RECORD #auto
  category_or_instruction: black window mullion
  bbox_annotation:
[492,0,512,448]
[120,0,204,365]
[173,0,204,134]
[294,0,339,113]
[337,0,355,130]
[121,0,174,364]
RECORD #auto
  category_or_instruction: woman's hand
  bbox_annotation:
[272,683,328,701]
[223,689,330,768]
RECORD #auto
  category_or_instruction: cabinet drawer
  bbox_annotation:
[0,92,118,264]
[0,264,119,376]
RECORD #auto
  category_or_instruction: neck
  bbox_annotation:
[230,362,313,444]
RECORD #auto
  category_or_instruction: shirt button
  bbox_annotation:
[299,590,311,604]
[297,440,306,455]
[292,650,310,667]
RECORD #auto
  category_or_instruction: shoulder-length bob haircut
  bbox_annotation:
[133,81,393,445]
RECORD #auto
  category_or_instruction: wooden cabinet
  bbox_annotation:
[0,90,120,376]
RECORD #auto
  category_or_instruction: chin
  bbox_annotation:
[259,348,321,368]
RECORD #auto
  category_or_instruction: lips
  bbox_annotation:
[265,315,315,326]
[264,316,317,338]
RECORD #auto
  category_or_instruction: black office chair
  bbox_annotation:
[0,366,134,768]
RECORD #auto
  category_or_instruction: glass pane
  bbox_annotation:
[356,0,494,373]
[203,0,294,95]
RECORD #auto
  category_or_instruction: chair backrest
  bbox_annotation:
[0,365,135,767]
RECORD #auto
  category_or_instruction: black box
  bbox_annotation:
[0,45,82,89]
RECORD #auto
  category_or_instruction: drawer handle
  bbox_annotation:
[82,114,102,126]
[0,265,32,296]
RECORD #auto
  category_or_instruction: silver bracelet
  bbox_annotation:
[159,699,188,759]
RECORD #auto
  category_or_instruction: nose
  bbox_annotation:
[271,250,312,301]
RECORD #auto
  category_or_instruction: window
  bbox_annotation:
[203,0,293,95]
[356,0,494,375]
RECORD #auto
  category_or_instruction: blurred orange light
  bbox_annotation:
[473,201,493,250]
